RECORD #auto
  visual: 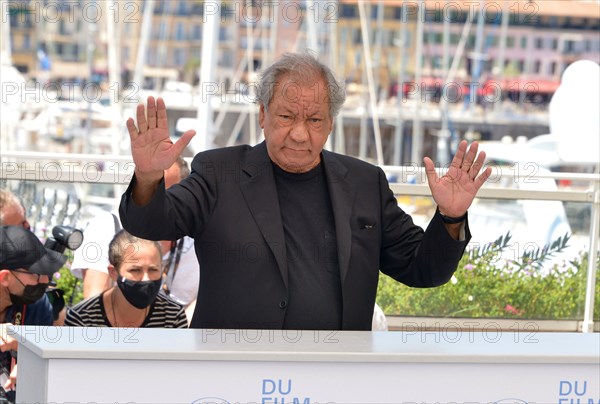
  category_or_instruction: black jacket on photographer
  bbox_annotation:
[1,295,54,373]
[2,295,53,326]
[0,226,66,402]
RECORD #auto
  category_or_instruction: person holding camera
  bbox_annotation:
[0,225,67,400]
[0,226,65,325]
[1,188,73,327]
[65,230,187,328]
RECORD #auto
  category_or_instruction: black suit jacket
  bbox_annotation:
[120,142,470,330]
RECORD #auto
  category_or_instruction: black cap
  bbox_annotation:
[0,225,67,276]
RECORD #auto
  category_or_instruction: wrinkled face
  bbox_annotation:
[110,242,162,282]
[259,74,333,173]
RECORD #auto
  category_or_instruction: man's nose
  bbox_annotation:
[289,120,309,142]
[142,272,151,281]
[39,274,51,284]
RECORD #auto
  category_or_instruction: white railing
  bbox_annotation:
[2,151,599,331]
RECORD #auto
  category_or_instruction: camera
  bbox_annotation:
[42,226,83,321]
[43,225,84,254]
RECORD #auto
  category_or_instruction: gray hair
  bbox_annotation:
[257,52,346,118]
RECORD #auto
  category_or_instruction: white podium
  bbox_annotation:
[9,326,600,403]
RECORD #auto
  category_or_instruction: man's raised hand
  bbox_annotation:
[126,96,196,182]
[423,140,491,218]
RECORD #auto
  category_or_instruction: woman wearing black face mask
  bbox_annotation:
[65,230,187,328]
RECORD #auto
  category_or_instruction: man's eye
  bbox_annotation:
[279,115,292,120]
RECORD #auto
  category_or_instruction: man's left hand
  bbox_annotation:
[424,140,491,218]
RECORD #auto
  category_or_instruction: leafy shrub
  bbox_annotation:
[377,232,600,320]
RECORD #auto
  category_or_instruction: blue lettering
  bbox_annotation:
[574,381,587,396]
[262,379,276,395]
[279,379,292,395]
[561,381,573,395]
[261,378,292,395]
[262,397,309,404]
[588,399,600,404]
[560,380,588,396]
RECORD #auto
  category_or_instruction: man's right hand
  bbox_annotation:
[126,96,196,204]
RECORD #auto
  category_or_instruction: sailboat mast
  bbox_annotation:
[193,1,219,152]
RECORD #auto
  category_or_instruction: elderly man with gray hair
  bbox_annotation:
[120,52,491,331]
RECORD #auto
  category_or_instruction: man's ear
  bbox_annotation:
[0,270,11,287]
[258,104,265,129]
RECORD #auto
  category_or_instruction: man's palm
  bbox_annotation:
[423,140,491,217]
[127,96,196,177]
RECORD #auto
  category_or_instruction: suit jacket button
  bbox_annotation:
[279,300,287,309]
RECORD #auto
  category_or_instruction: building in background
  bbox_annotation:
[7,0,599,87]
[3,0,599,162]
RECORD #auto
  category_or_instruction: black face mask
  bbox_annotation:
[9,282,48,306]
[116,277,162,309]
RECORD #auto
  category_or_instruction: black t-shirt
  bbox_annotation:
[273,162,342,330]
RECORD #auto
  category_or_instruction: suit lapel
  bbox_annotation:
[323,152,356,284]
[239,142,289,289]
